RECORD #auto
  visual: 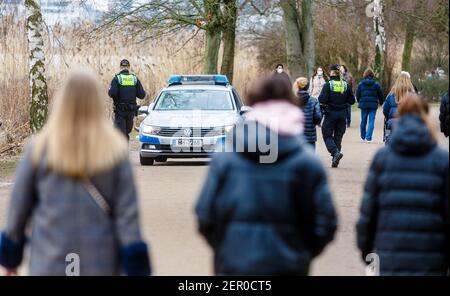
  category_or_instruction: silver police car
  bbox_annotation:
[137,75,249,165]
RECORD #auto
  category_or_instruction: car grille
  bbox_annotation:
[158,127,225,137]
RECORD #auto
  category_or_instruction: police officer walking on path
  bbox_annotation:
[108,59,146,141]
[318,64,356,168]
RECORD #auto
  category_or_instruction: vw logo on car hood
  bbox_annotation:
[183,128,192,137]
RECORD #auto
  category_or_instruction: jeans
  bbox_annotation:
[321,110,347,156]
[360,109,377,141]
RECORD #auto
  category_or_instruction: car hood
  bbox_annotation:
[143,110,239,128]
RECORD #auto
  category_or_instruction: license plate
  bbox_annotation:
[172,139,203,147]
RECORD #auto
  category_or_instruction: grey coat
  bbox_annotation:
[0,145,150,276]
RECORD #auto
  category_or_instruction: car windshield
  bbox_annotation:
[154,89,234,111]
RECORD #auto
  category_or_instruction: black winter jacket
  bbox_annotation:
[108,69,146,107]
[357,115,449,276]
[195,122,337,275]
[298,91,322,143]
[318,76,355,112]
[356,77,384,110]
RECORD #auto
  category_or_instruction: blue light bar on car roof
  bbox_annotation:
[167,75,229,86]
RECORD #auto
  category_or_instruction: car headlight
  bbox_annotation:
[224,125,235,133]
[142,125,161,135]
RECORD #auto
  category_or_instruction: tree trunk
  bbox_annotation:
[202,0,221,74]
[25,0,48,133]
[301,0,315,78]
[373,0,386,86]
[220,0,237,83]
[401,20,415,72]
[280,0,304,80]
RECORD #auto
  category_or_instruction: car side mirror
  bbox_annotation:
[240,105,252,116]
[138,106,149,115]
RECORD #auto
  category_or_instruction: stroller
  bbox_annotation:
[383,117,398,145]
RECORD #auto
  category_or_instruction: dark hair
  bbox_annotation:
[363,68,374,78]
[275,64,284,69]
[246,75,297,106]
[312,66,330,81]
[330,64,340,72]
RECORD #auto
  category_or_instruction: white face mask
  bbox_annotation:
[277,68,283,74]
[317,71,323,76]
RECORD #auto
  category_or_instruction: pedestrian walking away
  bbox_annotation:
[195,75,337,275]
[357,93,449,276]
[439,90,449,137]
[309,67,329,99]
[108,59,146,141]
[0,71,151,276]
[318,64,356,168]
[340,65,355,128]
[383,71,416,145]
[356,68,384,143]
[294,77,323,150]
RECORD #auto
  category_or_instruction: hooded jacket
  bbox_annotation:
[298,90,322,143]
[195,102,337,275]
[357,115,449,276]
[356,77,384,110]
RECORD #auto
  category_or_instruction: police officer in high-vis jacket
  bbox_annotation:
[108,59,146,140]
[318,64,355,168]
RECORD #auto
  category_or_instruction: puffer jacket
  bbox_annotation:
[298,90,322,143]
[356,77,384,110]
[195,121,337,275]
[357,115,449,276]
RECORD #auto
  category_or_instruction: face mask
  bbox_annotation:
[317,71,323,76]
[277,68,283,74]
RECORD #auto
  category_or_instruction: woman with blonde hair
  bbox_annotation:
[383,71,416,144]
[0,70,151,276]
[357,93,448,275]
[293,77,322,150]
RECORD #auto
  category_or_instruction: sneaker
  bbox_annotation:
[331,152,344,168]
[366,139,373,144]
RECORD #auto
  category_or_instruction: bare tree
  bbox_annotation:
[372,0,386,83]
[280,0,315,79]
[220,0,237,82]
[94,0,240,79]
[25,0,48,133]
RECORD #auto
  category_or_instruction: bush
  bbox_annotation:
[414,78,449,102]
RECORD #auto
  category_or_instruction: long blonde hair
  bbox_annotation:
[390,71,415,104]
[398,93,437,142]
[32,70,128,178]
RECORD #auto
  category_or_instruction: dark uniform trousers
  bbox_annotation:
[114,111,135,140]
[322,109,347,156]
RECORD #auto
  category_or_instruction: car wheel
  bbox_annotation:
[140,155,154,166]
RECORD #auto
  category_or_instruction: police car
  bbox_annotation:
[137,75,249,165]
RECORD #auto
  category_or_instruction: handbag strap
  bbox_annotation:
[82,179,112,216]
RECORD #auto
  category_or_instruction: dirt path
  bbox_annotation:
[0,108,447,275]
